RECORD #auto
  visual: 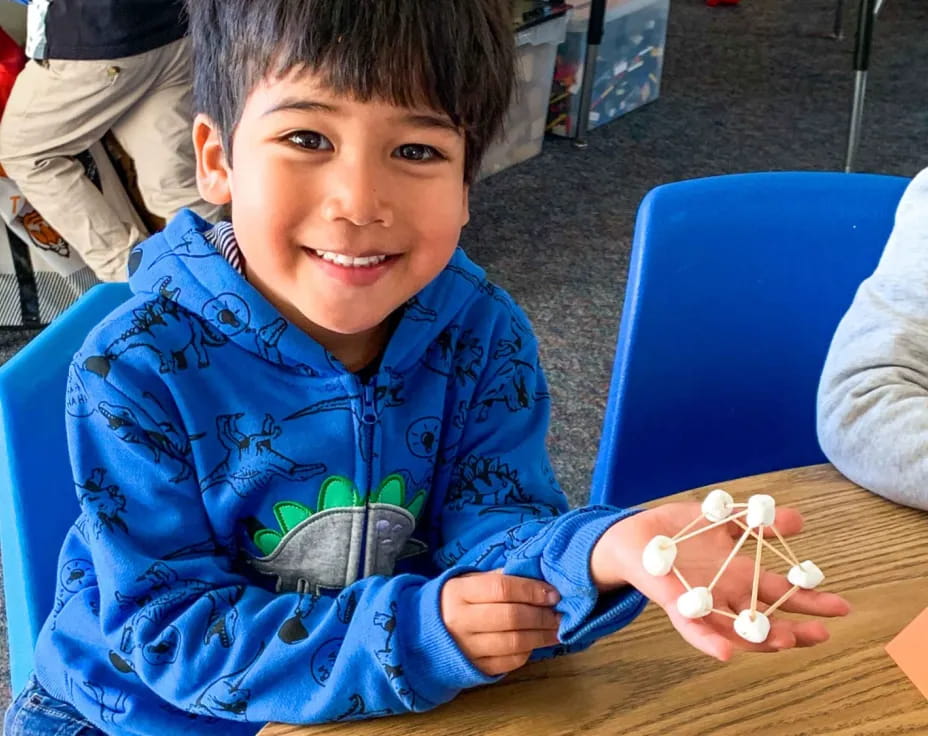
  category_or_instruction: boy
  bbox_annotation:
[818,166,928,511]
[6,1,850,733]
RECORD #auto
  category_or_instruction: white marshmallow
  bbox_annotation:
[642,536,677,576]
[676,587,713,619]
[746,494,776,528]
[734,610,771,643]
[787,560,824,589]
[701,489,734,522]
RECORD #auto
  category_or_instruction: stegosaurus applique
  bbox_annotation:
[250,475,428,593]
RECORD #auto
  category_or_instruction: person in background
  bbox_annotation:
[818,167,928,511]
[0,0,222,282]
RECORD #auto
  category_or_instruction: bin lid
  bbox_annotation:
[567,0,665,30]
[514,2,570,33]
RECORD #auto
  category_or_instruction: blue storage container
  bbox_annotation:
[547,0,669,136]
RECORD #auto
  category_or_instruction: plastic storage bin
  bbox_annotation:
[547,0,669,137]
[480,14,568,178]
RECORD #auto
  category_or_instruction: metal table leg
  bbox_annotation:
[572,0,607,149]
[844,0,879,172]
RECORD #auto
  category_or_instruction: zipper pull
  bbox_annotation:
[361,381,377,425]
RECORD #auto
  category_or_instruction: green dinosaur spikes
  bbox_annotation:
[253,529,283,556]
[371,475,425,518]
[317,476,362,512]
[406,491,426,519]
[253,473,426,557]
[373,475,405,507]
[273,501,312,534]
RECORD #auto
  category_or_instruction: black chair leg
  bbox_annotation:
[832,0,846,38]
[844,0,878,172]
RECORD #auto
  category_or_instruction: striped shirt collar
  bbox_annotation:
[204,221,244,274]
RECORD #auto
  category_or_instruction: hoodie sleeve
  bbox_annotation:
[66,357,499,726]
[432,296,647,648]
[817,167,928,511]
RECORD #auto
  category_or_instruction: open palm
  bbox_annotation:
[595,502,851,661]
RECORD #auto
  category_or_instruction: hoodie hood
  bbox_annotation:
[126,209,487,378]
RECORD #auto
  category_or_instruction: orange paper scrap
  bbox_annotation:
[886,606,928,700]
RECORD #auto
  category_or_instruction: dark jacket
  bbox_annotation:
[27,0,186,60]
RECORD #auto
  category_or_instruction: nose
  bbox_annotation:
[319,157,393,228]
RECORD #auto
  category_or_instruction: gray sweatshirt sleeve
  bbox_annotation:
[817,167,928,510]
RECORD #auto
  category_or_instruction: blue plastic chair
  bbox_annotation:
[0,282,131,694]
[591,172,911,508]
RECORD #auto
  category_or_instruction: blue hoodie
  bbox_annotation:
[34,210,647,734]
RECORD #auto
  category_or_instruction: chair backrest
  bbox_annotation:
[591,172,911,508]
[0,282,131,694]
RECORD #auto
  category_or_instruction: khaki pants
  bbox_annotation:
[0,38,222,282]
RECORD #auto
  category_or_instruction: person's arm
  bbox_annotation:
[68,359,499,725]
[817,167,928,511]
[431,298,647,648]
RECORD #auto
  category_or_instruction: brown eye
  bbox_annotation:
[395,144,441,162]
[287,131,333,151]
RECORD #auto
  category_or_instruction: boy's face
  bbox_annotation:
[194,70,470,345]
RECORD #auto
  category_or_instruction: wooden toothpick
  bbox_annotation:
[671,515,705,541]
[750,526,764,616]
[672,566,692,591]
[708,524,752,591]
[672,509,749,545]
[765,585,800,616]
[711,608,738,620]
[771,525,802,566]
[731,519,795,567]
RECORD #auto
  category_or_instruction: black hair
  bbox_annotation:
[185,0,516,183]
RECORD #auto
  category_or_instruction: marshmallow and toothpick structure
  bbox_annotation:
[641,490,825,643]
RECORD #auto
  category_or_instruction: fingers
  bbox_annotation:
[466,629,561,658]
[460,596,562,676]
[756,617,830,650]
[769,507,803,536]
[441,573,564,677]
[666,609,734,662]
[753,570,851,617]
[763,618,798,649]
[473,652,533,676]
[789,619,830,647]
[667,604,834,660]
[464,602,562,633]
[769,589,850,618]
[455,572,560,606]
[735,615,829,650]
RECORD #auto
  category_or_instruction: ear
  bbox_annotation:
[192,113,232,205]
[461,184,470,227]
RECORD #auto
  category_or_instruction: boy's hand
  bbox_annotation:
[591,503,851,662]
[441,570,562,676]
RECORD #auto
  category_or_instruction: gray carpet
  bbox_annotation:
[0,0,925,714]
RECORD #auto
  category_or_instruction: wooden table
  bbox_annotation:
[262,464,928,736]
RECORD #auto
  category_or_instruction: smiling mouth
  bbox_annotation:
[306,248,397,268]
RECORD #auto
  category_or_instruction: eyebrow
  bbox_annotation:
[263,98,461,135]
[401,113,461,135]
[262,99,335,116]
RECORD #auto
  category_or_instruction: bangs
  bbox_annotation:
[188,0,515,181]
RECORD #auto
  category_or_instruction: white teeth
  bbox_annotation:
[313,250,389,268]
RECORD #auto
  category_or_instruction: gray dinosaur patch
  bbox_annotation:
[251,505,424,593]
[249,475,428,593]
